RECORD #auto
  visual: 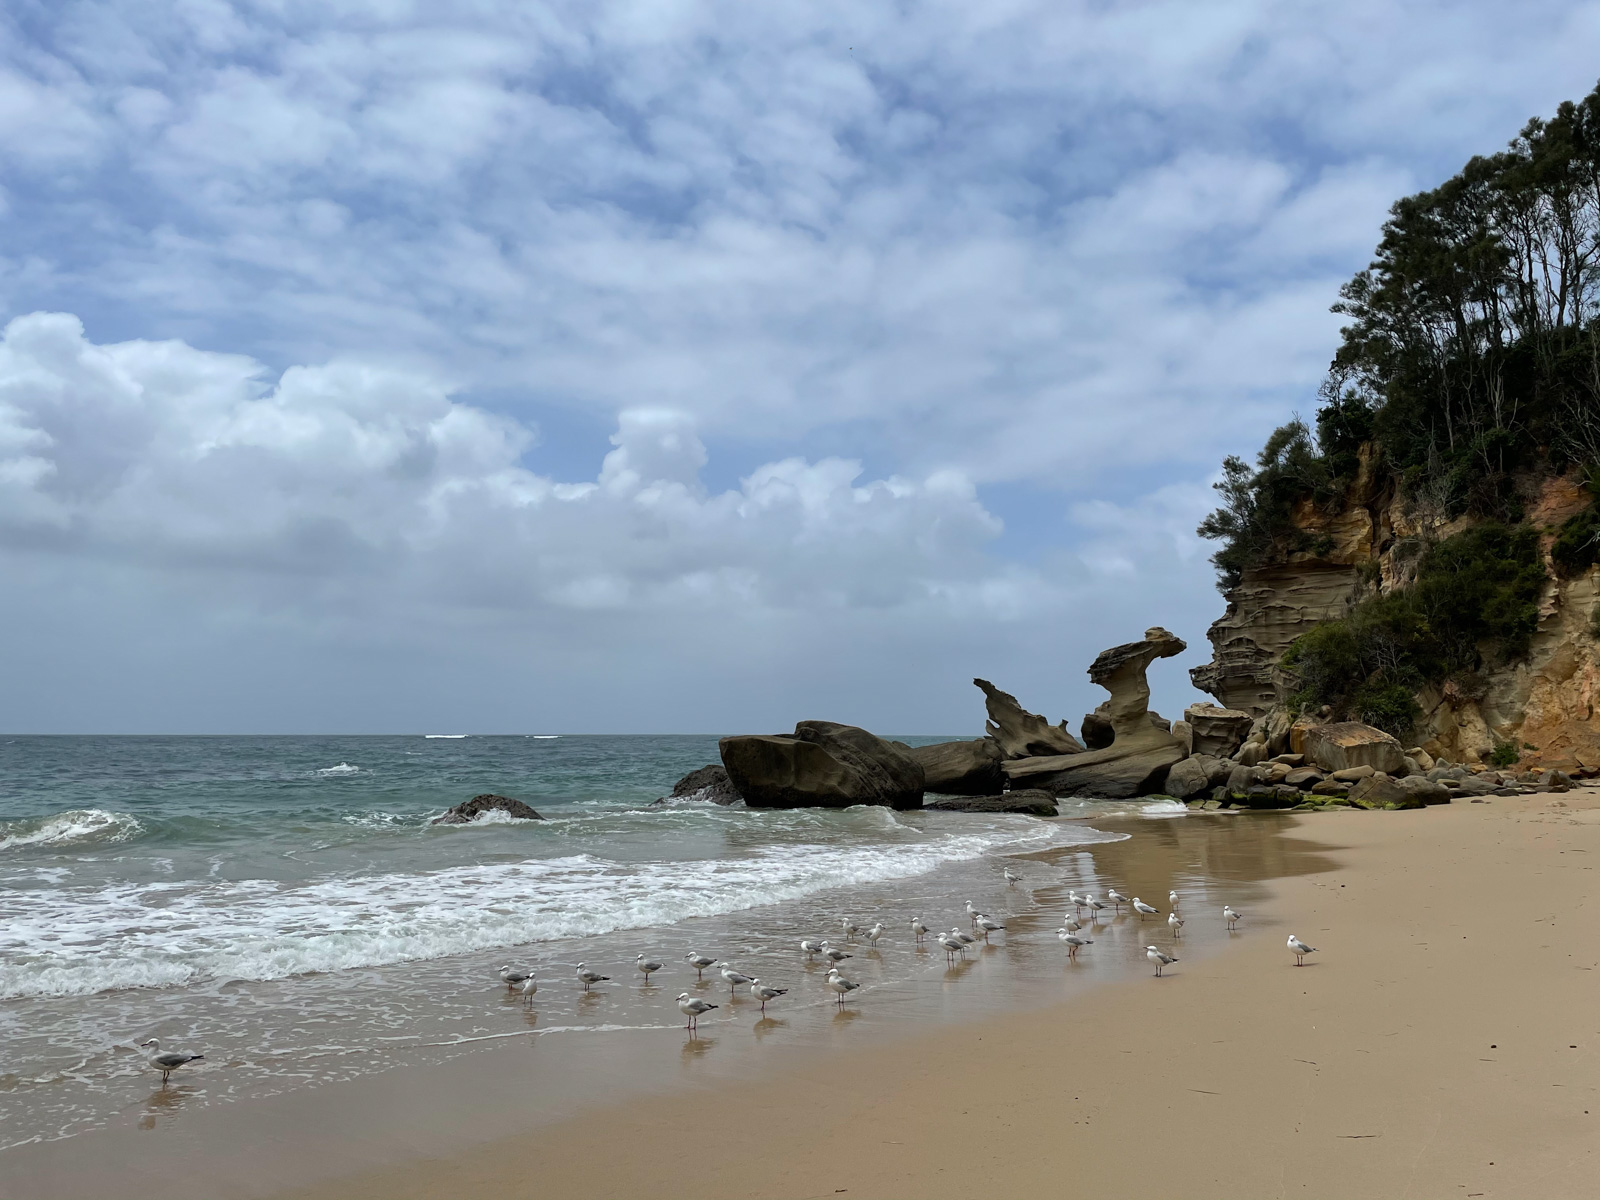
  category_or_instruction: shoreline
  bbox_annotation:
[276,789,1600,1200]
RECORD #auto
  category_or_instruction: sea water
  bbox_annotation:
[0,735,1141,1149]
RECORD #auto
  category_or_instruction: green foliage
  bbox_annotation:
[1489,741,1521,768]
[1411,523,1545,664]
[1196,420,1334,590]
[1551,495,1600,577]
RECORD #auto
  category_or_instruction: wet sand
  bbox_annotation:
[271,790,1600,1200]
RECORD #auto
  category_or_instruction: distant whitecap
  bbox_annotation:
[316,762,360,776]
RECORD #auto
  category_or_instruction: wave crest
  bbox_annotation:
[0,810,144,852]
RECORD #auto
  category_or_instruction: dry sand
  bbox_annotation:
[287,792,1600,1200]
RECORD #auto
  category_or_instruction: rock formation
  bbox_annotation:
[974,679,1085,758]
[922,789,1058,816]
[1183,703,1253,758]
[1301,722,1405,774]
[659,764,743,805]
[908,738,1005,795]
[432,794,544,824]
[719,721,925,809]
[1003,628,1188,798]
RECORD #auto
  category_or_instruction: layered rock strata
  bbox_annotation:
[908,738,1005,795]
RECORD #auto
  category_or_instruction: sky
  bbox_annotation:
[1,1,1596,735]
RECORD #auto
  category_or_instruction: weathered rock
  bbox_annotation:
[909,738,1005,796]
[1451,775,1497,797]
[1185,703,1254,758]
[1538,769,1575,793]
[1310,780,1349,796]
[1003,628,1187,798]
[1272,753,1305,766]
[1394,775,1452,805]
[1407,747,1436,772]
[1200,755,1234,786]
[1398,756,1420,778]
[1234,740,1268,767]
[658,764,744,805]
[923,789,1058,816]
[1348,775,1425,810]
[432,794,544,824]
[1263,708,1296,756]
[974,679,1085,759]
[720,721,924,810]
[1303,722,1405,774]
[1171,720,1193,756]
[1238,785,1300,809]
[1081,705,1172,750]
[1284,767,1325,788]
[1331,764,1377,782]
[1224,763,1255,797]
[1261,761,1294,784]
[1164,756,1213,799]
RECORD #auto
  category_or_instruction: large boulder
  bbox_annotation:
[719,721,925,810]
[923,789,1058,816]
[1184,703,1253,757]
[909,738,1005,795]
[1348,774,1425,810]
[1083,705,1172,751]
[1394,775,1452,805]
[1164,755,1213,800]
[432,794,544,824]
[1004,628,1188,799]
[1302,722,1406,775]
[660,764,743,805]
[975,679,1085,758]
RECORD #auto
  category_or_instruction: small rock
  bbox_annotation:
[1285,767,1325,788]
[660,764,743,805]
[1539,769,1574,793]
[923,789,1058,816]
[432,794,544,824]
[1310,780,1349,797]
[1331,764,1378,783]
[1348,775,1424,810]
[1272,754,1305,767]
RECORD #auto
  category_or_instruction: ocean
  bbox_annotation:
[0,734,1156,1150]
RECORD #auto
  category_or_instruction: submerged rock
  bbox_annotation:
[922,789,1058,816]
[719,721,924,810]
[432,794,544,824]
[660,764,743,805]
[974,679,1085,758]
[909,738,1005,795]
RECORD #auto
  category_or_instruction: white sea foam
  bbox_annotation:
[0,810,144,852]
[0,817,1117,999]
[316,762,361,776]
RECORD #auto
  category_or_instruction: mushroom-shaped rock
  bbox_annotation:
[431,794,544,824]
[908,738,1005,795]
[719,721,924,809]
[974,680,1085,759]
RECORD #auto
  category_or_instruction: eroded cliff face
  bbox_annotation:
[1192,459,1600,773]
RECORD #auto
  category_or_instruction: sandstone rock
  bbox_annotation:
[1285,767,1325,788]
[1538,769,1574,793]
[1289,716,1322,757]
[1331,764,1377,783]
[974,679,1085,759]
[660,764,743,805]
[1234,740,1268,767]
[432,794,544,824]
[1200,755,1233,786]
[1310,780,1349,796]
[1407,747,1436,772]
[1171,720,1193,756]
[1398,756,1420,778]
[1082,704,1172,750]
[1261,761,1294,784]
[720,721,924,810]
[1348,775,1424,810]
[1394,775,1452,805]
[909,738,1005,796]
[1303,722,1405,774]
[1184,703,1254,758]
[923,789,1058,816]
[1263,708,1296,756]
[1164,756,1213,800]
[1002,628,1187,799]
[1225,763,1255,797]
[1272,753,1305,766]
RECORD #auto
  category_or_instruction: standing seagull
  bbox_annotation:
[499,964,533,991]
[139,1038,203,1085]
[748,979,788,1014]
[819,942,852,965]
[575,963,610,991]
[965,900,981,926]
[1223,906,1242,930]
[800,939,824,960]
[936,930,966,964]
[952,927,978,951]
[840,918,861,940]
[1167,912,1185,938]
[1132,897,1160,920]
[1083,894,1108,920]
[518,975,539,1006]
[636,954,664,984]
[865,922,886,947]
[1003,867,1022,887]
[1107,888,1129,913]
[720,965,757,994]
[685,951,718,978]
[1056,928,1093,960]
[677,993,717,1031]
[910,916,929,943]
[1146,946,1179,977]
[824,968,861,1008]
[1169,890,1180,911]
[1062,914,1084,933]
[1288,935,1318,965]
[1067,890,1084,916]
[975,913,1005,942]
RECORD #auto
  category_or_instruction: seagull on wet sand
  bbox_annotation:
[866,922,886,946]
[840,918,861,940]
[749,979,789,1013]
[952,927,978,950]
[975,914,1004,942]
[1003,867,1022,887]
[1288,934,1318,965]
[499,964,533,991]
[139,1038,204,1085]
[911,917,929,942]
[685,951,718,978]
[936,930,966,963]
[820,942,852,964]
[518,975,538,1005]
[677,993,717,1031]
[800,939,824,959]
[636,954,664,983]
[1107,888,1128,913]
[1167,912,1184,938]
[1132,897,1160,920]
[576,963,610,991]
[1067,890,1084,915]
[1169,890,1180,911]
[1223,906,1241,930]
[1083,894,1108,920]
[1146,945,1178,976]
[1062,914,1084,932]
[720,965,757,994]
[825,968,862,1008]
[965,900,980,925]
[1056,928,1093,959]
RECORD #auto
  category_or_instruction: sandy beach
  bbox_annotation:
[280,791,1600,1200]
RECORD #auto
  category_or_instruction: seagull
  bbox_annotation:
[1107,888,1128,913]
[1068,890,1084,916]
[1223,906,1241,930]
[576,963,609,990]
[720,965,757,994]
[749,979,788,1013]
[975,914,1004,942]
[636,954,664,984]
[685,951,718,978]
[1167,912,1185,938]
[1288,934,1318,965]
[1169,890,1180,911]
[677,993,718,1031]
[1003,867,1022,887]
[1083,894,1108,920]
[965,900,981,926]
[1055,927,1093,959]
[800,939,824,959]
[910,916,929,942]
[139,1038,204,1085]
[824,968,861,1008]
[819,942,852,964]
[936,930,966,963]
[518,975,538,1006]
[499,964,533,991]
[1062,914,1084,933]
[840,918,861,940]
[1146,945,1178,976]
[1132,897,1160,920]
[952,928,978,950]
[866,922,886,946]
